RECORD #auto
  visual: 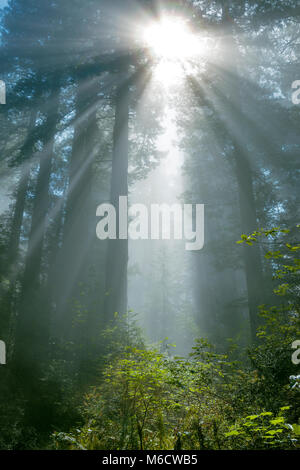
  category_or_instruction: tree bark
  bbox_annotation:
[233,142,264,340]
[2,110,37,345]
[13,85,61,431]
[104,79,129,324]
[221,2,264,341]
[55,79,98,340]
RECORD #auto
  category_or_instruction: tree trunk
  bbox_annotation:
[2,110,37,345]
[221,3,264,341]
[233,142,264,340]
[13,85,61,431]
[55,79,98,340]
[104,80,129,324]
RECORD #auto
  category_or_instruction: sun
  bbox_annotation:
[143,16,200,61]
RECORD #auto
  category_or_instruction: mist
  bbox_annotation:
[0,0,299,452]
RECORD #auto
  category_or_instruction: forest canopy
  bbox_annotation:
[0,0,299,451]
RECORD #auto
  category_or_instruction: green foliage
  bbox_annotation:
[224,407,297,450]
[52,334,299,450]
[52,226,300,451]
[237,225,300,299]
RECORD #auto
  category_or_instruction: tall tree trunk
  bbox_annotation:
[56,79,98,341]
[233,142,264,340]
[2,110,37,346]
[221,2,264,341]
[7,107,36,272]
[13,85,61,431]
[7,166,30,269]
[104,79,129,324]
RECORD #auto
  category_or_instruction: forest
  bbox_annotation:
[0,0,299,451]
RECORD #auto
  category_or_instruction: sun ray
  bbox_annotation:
[143,16,200,61]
